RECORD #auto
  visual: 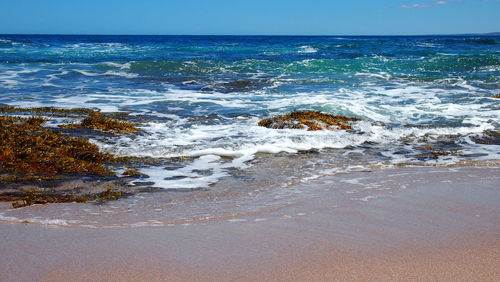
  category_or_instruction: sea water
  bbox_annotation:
[0,35,499,226]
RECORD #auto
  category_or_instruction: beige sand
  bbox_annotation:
[0,166,499,281]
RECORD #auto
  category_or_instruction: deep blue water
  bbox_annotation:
[0,35,499,189]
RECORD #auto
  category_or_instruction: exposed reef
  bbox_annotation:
[258,110,360,131]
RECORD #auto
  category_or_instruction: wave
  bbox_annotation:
[79,83,499,189]
[355,72,392,80]
[3,82,499,191]
[72,69,138,78]
[298,46,318,53]
[1,35,500,192]
[464,38,498,45]
[102,71,138,78]
[0,39,13,48]
[95,114,497,189]
[101,62,132,69]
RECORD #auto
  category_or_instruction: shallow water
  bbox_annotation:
[0,35,499,221]
[1,165,498,228]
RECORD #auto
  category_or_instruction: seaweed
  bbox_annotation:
[419,144,436,151]
[470,130,500,145]
[415,148,461,160]
[0,106,150,207]
[7,188,126,208]
[258,111,360,131]
[0,115,115,182]
[60,115,139,134]
[0,105,102,118]
[111,155,193,166]
[122,169,147,177]
[0,105,139,134]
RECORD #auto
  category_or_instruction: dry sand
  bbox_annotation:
[0,166,499,281]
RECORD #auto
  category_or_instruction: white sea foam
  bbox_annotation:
[298,46,318,53]
[103,62,132,69]
[415,42,442,48]
[2,73,498,190]
[355,72,392,80]
[102,71,139,78]
[133,155,229,189]
[0,69,41,89]
[73,69,100,76]
[73,69,138,78]
[46,70,69,80]
[0,214,80,226]
[1,36,499,200]
[91,103,497,189]
[0,79,19,89]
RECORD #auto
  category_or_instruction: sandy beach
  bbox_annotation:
[1,6,500,282]
[0,165,499,281]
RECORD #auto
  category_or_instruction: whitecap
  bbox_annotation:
[355,72,392,80]
[298,46,318,53]
[103,62,132,69]
[102,71,139,78]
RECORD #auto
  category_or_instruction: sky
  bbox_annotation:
[0,0,499,35]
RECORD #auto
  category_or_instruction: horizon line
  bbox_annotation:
[1,32,499,37]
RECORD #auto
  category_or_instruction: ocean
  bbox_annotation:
[0,35,499,227]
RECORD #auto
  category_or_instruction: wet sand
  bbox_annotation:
[0,166,499,281]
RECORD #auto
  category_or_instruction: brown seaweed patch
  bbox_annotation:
[60,115,139,134]
[0,174,67,183]
[0,105,102,117]
[0,115,114,180]
[0,106,152,207]
[258,111,361,131]
[470,130,500,145]
[122,169,147,177]
[7,188,126,208]
[419,144,436,151]
[111,155,194,166]
[0,105,137,133]
[415,149,461,160]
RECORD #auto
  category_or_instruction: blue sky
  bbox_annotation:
[0,0,499,35]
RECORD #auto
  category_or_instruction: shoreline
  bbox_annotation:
[1,162,499,228]
[0,165,499,281]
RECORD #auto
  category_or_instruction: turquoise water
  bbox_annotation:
[0,35,499,189]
